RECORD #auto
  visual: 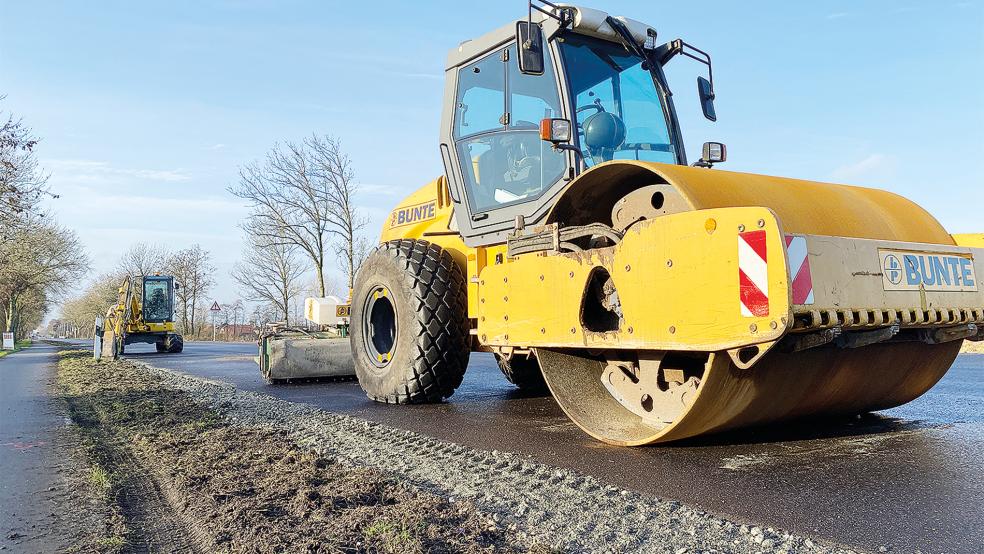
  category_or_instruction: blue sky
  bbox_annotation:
[2,1,982,305]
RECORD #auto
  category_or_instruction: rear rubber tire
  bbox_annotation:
[350,239,470,404]
[155,341,167,353]
[495,353,547,391]
[165,334,184,353]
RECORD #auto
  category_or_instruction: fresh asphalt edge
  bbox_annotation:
[132,359,863,554]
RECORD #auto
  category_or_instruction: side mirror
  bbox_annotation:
[694,142,727,168]
[516,21,545,75]
[697,76,716,122]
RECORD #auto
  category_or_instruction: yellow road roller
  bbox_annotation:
[302,3,984,445]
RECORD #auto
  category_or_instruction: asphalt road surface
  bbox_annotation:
[69,339,984,553]
[1,344,84,551]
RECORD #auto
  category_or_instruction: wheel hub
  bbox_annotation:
[362,285,397,368]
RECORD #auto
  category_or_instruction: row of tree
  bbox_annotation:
[57,242,217,339]
[1,100,88,339]
[229,134,368,324]
[53,133,371,339]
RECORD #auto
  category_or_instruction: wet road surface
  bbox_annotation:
[72,340,984,553]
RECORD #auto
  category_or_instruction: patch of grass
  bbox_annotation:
[89,464,112,493]
[95,535,126,549]
[363,519,418,553]
[364,519,395,538]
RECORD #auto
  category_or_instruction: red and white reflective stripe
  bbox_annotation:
[784,235,815,305]
[738,230,769,317]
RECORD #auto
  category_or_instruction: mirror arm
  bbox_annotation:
[551,143,584,172]
[528,0,573,27]
[656,39,715,97]
[551,143,580,154]
[652,42,679,66]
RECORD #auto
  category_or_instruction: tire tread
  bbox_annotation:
[361,239,469,404]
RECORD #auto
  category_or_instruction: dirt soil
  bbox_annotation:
[54,349,529,553]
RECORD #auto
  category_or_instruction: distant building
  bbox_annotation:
[216,323,258,341]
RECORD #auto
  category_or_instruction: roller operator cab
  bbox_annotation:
[326,3,983,446]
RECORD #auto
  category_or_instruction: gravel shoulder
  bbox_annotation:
[128,352,871,553]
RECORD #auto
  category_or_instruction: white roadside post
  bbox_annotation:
[210,301,221,341]
[93,316,104,359]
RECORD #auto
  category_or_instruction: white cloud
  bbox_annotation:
[204,143,226,150]
[830,153,896,182]
[44,158,192,184]
[826,12,849,19]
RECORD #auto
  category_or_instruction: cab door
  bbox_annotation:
[440,41,572,246]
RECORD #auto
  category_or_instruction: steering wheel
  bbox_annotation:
[576,102,605,114]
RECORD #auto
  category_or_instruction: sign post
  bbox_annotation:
[2,332,13,350]
[210,301,221,341]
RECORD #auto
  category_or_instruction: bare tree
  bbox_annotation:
[250,303,278,329]
[1,99,50,232]
[306,135,368,290]
[336,236,375,298]
[0,216,89,339]
[117,242,169,280]
[227,299,245,339]
[232,223,305,324]
[0,102,84,339]
[59,273,121,338]
[166,245,214,336]
[228,134,367,296]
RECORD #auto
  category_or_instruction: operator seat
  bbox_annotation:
[475,145,507,208]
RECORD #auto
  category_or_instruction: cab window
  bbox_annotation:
[453,45,567,214]
[454,52,504,138]
[142,278,172,322]
[560,34,676,166]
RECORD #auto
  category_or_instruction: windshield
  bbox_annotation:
[558,33,677,167]
[142,278,172,322]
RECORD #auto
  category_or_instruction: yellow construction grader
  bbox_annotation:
[100,274,183,358]
[266,2,984,445]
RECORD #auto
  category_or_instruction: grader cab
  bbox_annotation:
[266,3,984,445]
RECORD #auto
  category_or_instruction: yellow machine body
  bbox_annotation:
[954,233,984,248]
[102,275,183,358]
[375,162,984,444]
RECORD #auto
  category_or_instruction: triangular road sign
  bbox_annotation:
[210,301,221,311]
